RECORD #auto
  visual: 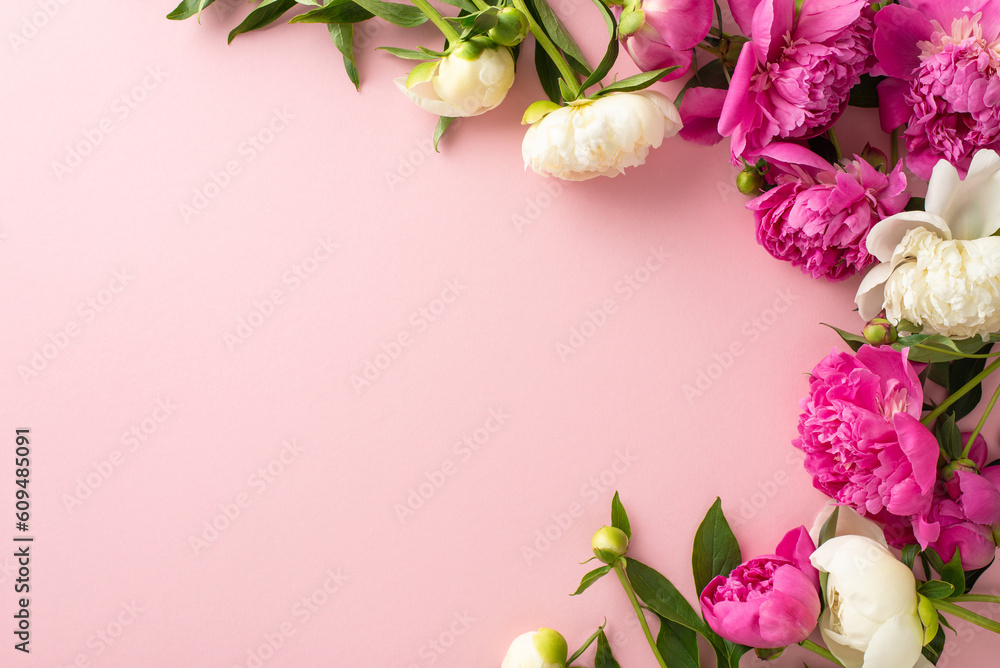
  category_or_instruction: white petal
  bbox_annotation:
[860,612,923,668]
[810,536,917,621]
[924,158,962,217]
[855,262,892,321]
[819,609,866,668]
[809,504,889,547]
[865,212,952,261]
[394,77,468,118]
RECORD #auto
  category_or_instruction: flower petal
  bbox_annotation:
[859,611,923,668]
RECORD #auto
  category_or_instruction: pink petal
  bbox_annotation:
[728,0,761,35]
[643,0,714,49]
[796,0,868,43]
[873,5,931,79]
[752,0,795,62]
[678,87,727,144]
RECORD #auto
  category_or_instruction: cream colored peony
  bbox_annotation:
[500,629,567,668]
[857,149,1000,339]
[521,91,682,181]
[396,43,515,118]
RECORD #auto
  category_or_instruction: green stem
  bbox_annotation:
[613,560,668,668]
[708,26,736,41]
[410,0,461,44]
[697,42,723,56]
[891,128,899,166]
[510,0,581,99]
[827,127,842,161]
[923,356,1000,427]
[950,594,1000,605]
[935,600,1000,634]
[962,380,1000,459]
[469,0,490,9]
[799,639,845,666]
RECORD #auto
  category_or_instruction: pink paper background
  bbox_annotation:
[3,1,999,666]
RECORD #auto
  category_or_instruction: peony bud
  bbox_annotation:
[501,628,567,668]
[736,166,763,195]
[862,317,897,345]
[592,526,629,563]
[396,41,515,118]
[861,143,888,172]
[489,8,529,47]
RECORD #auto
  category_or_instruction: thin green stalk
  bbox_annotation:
[697,42,724,56]
[923,356,1000,427]
[469,0,491,10]
[915,344,1000,359]
[410,0,461,44]
[827,127,842,161]
[800,639,845,666]
[934,600,1000,634]
[510,0,581,99]
[962,380,1000,458]
[613,561,668,668]
[950,594,1000,605]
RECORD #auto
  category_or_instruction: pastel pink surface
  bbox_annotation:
[1,2,999,668]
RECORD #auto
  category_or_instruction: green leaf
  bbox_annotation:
[534,41,562,104]
[167,0,218,20]
[935,414,963,460]
[625,559,711,637]
[433,116,455,152]
[921,624,946,665]
[523,0,590,75]
[228,0,299,43]
[919,580,955,599]
[594,68,677,95]
[848,73,884,108]
[655,615,699,668]
[568,624,605,665]
[755,647,784,660]
[611,491,631,540]
[928,362,951,389]
[353,0,427,26]
[438,0,479,11]
[897,334,992,364]
[571,565,612,596]
[925,548,965,593]
[905,196,926,212]
[378,46,433,60]
[328,23,360,90]
[290,0,374,23]
[691,498,742,596]
[949,352,990,421]
[901,543,920,571]
[822,323,866,352]
[522,100,560,124]
[818,506,839,547]
[594,629,620,668]
[578,0,618,94]
[557,78,576,104]
[964,557,995,591]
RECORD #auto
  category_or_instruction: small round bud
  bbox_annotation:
[861,143,889,172]
[617,7,645,37]
[502,629,567,668]
[941,458,978,482]
[489,8,529,47]
[737,167,763,195]
[533,628,568,666]
[592,526,629,564]
[863,317,897,346]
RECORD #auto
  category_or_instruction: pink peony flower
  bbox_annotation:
[795,345,939,520]
[717,0,875,163]
[747,143,909,280]
[700,527,821,648]
[873,1,1000,179]
[918,468,1000,570]
[616,0,713,81]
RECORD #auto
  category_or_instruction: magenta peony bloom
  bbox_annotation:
[701,527,821,649]
[747,143,909,280]
[616,0,713,81]
[873,1,1000,179]
[717,0,874,163]
[795,345,939,520]
[918,469,1000,570]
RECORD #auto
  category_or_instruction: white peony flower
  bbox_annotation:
[396,42,515,118]
[501,629,567,668]
[856,149,1000,339]
[810,535,931,668]
[521,91,682,181]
